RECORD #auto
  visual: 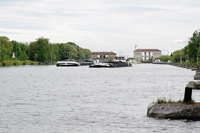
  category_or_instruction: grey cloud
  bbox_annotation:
[0,30,21,34]
[109,6,169,14]
[0,20,54,30]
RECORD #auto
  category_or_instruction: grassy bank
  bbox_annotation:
[0,60,45,66]
[181,61,200,66]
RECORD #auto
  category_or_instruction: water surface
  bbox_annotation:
[0,64,199,132]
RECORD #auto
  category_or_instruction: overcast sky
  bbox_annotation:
[0,0,200,57]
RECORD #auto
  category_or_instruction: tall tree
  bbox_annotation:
[58,43,65,60]
[29,41,38,61]
[0,36,13,61]
[83,48,91,58]
[36,37,49,63]
[187,30,200,61]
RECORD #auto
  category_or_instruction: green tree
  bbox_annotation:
[67,42,77,46]
[76,45,85,58]
[109,56,115,61]
[0,36,13,61]
[84,48,91,58]
[34,53,38,61]
[187,30,200,61]
[29,41,38,61]
[58,43,65,60]
[65,44,78,59]
[160,55,170,62]
[172,50,180,63]
[36,37,49,62]
[197,47,200,59]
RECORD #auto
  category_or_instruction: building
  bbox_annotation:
[134,49,162,62]
[91,52,116,61]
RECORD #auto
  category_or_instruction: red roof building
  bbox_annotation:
[134,49,161,52]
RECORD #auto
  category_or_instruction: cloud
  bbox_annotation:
[0,0,200,56]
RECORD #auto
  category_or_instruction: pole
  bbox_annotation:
[16,42,17,60]
[165,49,169,61]
[134,44,137,58]
[27,42,30,60]
[51,52,52,63]
[185,42,186,61]
[197,30,200,66]
[178,41,188,63]
[180,47,182,65]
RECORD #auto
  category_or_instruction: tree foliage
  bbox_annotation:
[160,55,170,62]
[172,30,200,64]
[0,36,13,61]
[187,31,200,61]
[0,36,91,63]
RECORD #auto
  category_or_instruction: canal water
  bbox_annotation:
[0,64,200,132]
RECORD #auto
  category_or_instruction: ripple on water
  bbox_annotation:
[0,64,199,132]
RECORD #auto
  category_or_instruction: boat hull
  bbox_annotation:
[57,64,80,67]
[109,62,132,67]
[56,61,80,67]
[89,63,114,68]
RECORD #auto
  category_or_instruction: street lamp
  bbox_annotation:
[178,41,188,62]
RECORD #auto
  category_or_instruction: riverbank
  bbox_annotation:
[0,60,48,66]
[147,62,200,120]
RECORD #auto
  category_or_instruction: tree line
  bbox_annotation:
[171,30,200,64]
[0,36,91,63]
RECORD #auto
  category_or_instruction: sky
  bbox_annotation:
[0,0,200,57]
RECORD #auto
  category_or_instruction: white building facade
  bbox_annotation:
[134,49,162,62]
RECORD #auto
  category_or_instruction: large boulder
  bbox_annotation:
[147,103,200,120]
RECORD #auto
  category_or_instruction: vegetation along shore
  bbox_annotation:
[0,36,91,66]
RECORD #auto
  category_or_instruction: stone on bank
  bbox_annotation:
[147,103,200,120]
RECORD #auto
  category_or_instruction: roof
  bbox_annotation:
[91,52,116,55]
[134,49,161,52]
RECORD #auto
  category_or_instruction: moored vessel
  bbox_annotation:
[109,56,132,67]
[56,59,80,67]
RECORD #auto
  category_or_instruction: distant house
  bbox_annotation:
[134,49,162,62]
[91,52,116,60]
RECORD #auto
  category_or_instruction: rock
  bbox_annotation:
[186,81,200,89]
[196,72,200,75]
[147,103,200,120]
[192,68,198,71]
[194,75,200,80]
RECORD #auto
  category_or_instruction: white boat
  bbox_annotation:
[56,59,80,67]
[89,60,113,68]
[89,62,113,68]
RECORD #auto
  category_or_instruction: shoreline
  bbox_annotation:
[0,60,55,66]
